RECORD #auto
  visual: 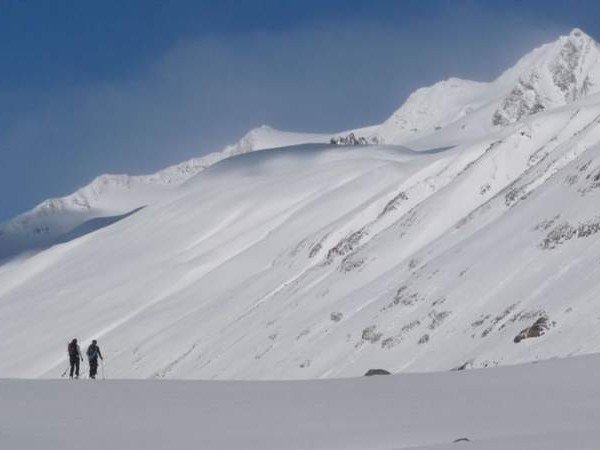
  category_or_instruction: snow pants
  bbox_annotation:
[89,358,98,379]
[69,356,80,378]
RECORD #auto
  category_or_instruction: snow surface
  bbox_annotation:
[2,354,600,449]
[3,29,600,380]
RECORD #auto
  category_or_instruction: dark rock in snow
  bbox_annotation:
[330,312,343,322]
[330,132,380,146]
[514,317,550,343]
[364,369,391,376]
[453,361,473,371]
[361,325,383,343]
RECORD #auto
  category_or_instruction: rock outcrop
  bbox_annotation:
[364,369,391,376]
[514,317,550,343]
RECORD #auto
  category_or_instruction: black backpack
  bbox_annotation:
[87,344,98,360]
[68,341,78,357]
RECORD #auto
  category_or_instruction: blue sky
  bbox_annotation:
[1,0,598,221]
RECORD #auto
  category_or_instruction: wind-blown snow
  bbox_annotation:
[3,29,600,380]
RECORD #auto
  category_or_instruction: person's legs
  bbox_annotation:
[69,357,75,378]
[75,358,80,378]
[90,359,98,379]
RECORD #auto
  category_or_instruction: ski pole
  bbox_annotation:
[101,358,105,380]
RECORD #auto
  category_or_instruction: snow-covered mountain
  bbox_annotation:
[352,28,600,148]
[0,126,329,261]
[5,28,597,262]
[2,29,600,380]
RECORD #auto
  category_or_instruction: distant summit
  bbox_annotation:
[492,28,600,125]
[370,28,600,144]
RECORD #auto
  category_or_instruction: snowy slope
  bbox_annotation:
[3,29,600,380]
[3,354,600,450]
[2,96,600,380]
[0,126,329,261]
[4,28,597,262]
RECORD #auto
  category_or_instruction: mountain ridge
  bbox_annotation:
[4,28,599,263]
[3,29,600,379]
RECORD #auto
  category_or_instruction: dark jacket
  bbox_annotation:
[86,343,103,361]
[68,341,82,361]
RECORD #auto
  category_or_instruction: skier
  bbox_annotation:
[67,338,83,378]
[86,340,104,379]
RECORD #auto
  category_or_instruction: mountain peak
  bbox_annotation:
[567,27,592,41]
[491,28,600,126]
[368,29,600,145]
[555,27,598,64]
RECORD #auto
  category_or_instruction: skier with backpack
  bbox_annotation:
[86,339,104,379]
[67,338,83,378]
